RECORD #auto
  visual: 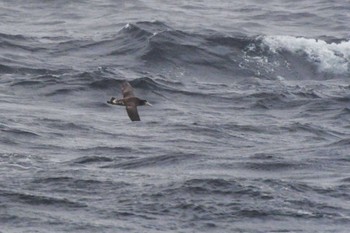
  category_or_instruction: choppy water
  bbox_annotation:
[1,1,350,232]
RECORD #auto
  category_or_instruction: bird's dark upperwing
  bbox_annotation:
[126,105,140,121]
[121,81,135,98]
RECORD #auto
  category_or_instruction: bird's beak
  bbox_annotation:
[145,101,152,106]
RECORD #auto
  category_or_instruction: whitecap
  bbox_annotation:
[262,35,350,74]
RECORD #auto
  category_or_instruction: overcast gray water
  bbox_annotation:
[1,1,350,232]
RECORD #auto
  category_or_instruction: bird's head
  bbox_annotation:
[140,99,152,106]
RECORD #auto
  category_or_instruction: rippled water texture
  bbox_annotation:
[1,0,350,232]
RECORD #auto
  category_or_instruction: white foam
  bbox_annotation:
[124,23,130,29]
[262,35,350,74]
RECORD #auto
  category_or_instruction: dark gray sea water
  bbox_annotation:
[1,1,350,232]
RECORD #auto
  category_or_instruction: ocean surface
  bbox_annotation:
[1,0,350,232]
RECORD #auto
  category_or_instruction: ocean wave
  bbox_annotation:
[4,20,348,91]
[262,35,350,74]
[1,21,349,120]
[329,138,350,147]
[181,178,262,196]
[0,63,61,76]
[0,32,28,41]
[1,189,87,208]
[113,21,350,78]
[141,31,255,76]
[106,22,155,57]
[243,160,303,172]
[70,156,114,164]
[31,176,130,191]
[1,126,40,138]
[0,63,16,74]
[102,152,200,169]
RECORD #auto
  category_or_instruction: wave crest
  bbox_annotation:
[262,35,350,74]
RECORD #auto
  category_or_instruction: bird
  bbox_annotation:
[107,81,152,121]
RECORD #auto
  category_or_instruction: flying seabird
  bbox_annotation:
[107,81,152,121]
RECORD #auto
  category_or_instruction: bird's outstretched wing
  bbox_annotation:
[126,105,140,121]
[121,81,135,98]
